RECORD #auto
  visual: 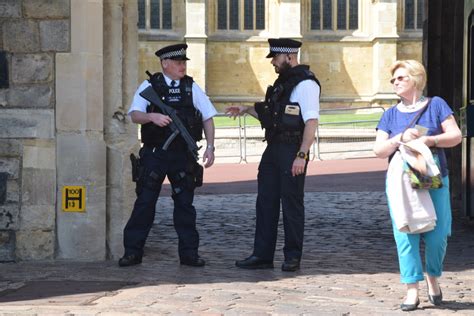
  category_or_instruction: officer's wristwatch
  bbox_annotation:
[207,144,215,152]
[296,151,308,159]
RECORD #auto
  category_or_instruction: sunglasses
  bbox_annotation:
[390,75,409,84]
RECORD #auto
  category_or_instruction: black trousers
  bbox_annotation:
[253,142,307,261]
[123,146,199,260]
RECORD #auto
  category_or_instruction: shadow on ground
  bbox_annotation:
[161,170,387,195]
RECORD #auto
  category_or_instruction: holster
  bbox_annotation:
[170,160,203,196]
[194,163,204,187]
[130,153,140,182]
[187,161,203,189]
[130,153,145,195]
[255,101,273,130]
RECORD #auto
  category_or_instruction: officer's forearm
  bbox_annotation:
[246,106,258,119]
[299,119,318,153]
[130,110,152,124]
[203,118,215,147]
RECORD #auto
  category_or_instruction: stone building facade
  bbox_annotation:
[138,0,424,110]
[0,0,425,261]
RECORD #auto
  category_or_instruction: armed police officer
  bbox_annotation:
[227,38,320,272]
[119,43,217,268]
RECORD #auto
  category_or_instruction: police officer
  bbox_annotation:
[119,43,217,267]
[227,38,321,272]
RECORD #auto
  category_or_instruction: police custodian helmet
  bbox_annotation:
[266,38,302,58]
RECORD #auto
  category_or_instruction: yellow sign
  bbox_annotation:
[62,186,86,212]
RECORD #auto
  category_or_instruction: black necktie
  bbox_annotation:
[171,80,176,87]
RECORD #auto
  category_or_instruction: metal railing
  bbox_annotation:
[202,106,385,162]
[315,106,385,160]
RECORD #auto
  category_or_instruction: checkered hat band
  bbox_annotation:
[160,48,186,59]
[270,47,299,54]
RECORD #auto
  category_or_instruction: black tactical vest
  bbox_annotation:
[140,72,203,147]
[255,65,321,143]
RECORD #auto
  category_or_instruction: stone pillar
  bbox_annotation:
[278,0,302,38]
[55,0,106,260]
[370,0,398,99]
[185,0,207,88]
[103,0,139,259]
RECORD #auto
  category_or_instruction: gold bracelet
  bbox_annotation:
[434,136,439,147]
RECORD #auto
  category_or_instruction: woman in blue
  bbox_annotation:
[373,60,462,311]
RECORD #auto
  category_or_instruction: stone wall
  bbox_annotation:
[0,0,70,261]
[397,41,423,61]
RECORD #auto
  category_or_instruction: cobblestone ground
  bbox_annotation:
[0,191,473,315]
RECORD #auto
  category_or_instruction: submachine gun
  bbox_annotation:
[139,85,200,161]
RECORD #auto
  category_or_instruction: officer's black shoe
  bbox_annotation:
[118,254,142,267]
[281,258,300,272]
[180,256,206,267]
[235,255,274,269]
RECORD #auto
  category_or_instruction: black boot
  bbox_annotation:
[118,254,142,267]
[281,258,300,272]
[180,256,206,267]
[235,255,274,269]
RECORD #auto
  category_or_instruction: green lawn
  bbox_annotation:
[214,112,383,128]
[214,115,260,127]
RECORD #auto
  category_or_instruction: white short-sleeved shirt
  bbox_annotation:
[127,74,217,121]
[289,79,320,122]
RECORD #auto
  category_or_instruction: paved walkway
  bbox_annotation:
[1,158,473,315]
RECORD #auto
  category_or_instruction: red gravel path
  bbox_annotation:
[162,158,388,195]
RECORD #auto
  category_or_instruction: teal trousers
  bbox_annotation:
[387,176,452,284]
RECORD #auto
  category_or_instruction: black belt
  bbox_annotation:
[143,140,188,151]
[270,131,302,144]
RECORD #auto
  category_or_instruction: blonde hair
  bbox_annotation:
[390,60,427,91]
